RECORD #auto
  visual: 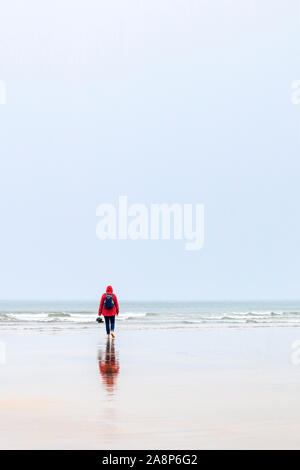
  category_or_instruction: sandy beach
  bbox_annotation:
[1,327,300,449]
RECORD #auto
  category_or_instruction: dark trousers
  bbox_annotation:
[104,315,115,335]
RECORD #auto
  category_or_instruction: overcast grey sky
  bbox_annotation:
[0,0,299,300]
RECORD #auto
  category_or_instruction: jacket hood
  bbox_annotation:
[106,285,113,294]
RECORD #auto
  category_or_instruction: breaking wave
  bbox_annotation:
[1,303,300,330]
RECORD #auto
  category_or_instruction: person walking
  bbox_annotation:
[98,285,119,339]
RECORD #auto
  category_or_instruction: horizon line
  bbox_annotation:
[0,298,300,303]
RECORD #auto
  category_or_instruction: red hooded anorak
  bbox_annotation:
[98,286,119,317]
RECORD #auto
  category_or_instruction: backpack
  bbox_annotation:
[104,294,114,309]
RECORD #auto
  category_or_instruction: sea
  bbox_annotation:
[0,300,300,333]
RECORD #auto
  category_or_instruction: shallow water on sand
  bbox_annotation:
[0,328,300,449]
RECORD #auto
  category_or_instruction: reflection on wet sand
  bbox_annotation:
[98,339,120,395]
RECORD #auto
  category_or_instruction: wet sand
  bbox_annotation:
[0,328,300,449]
